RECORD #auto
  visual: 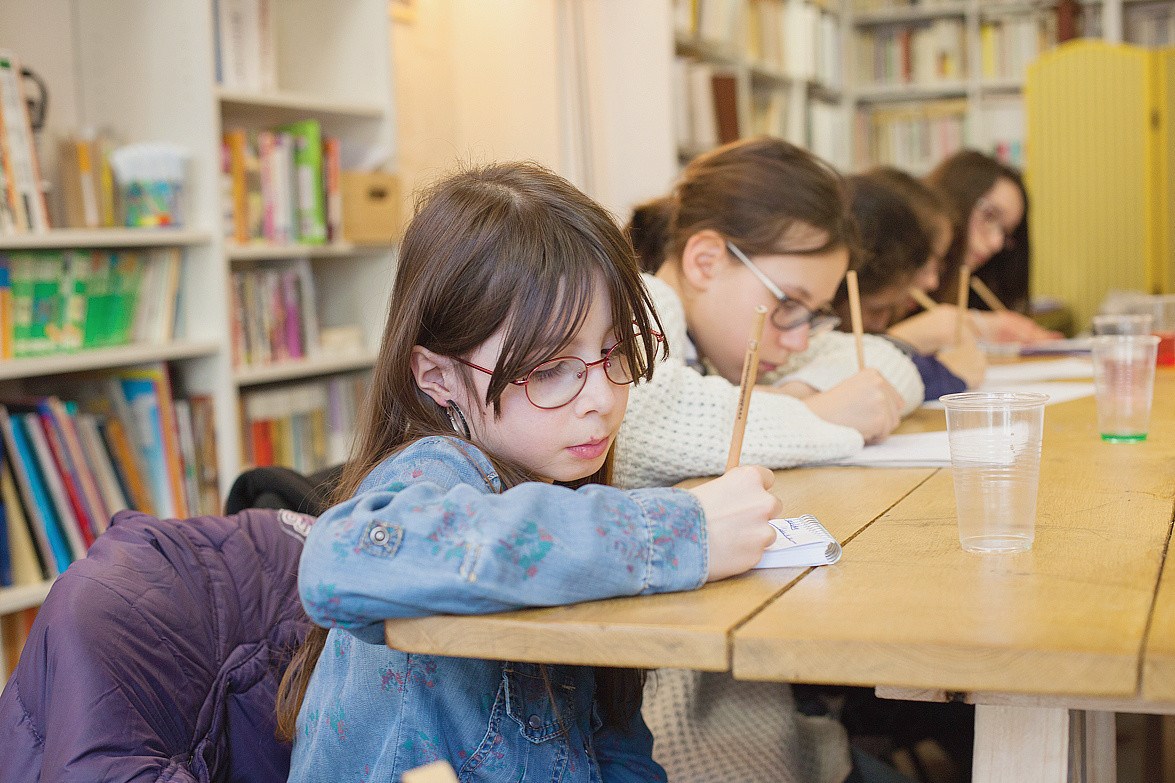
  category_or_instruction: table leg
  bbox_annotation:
[973,704,1069,783]
[972,706,1117,783]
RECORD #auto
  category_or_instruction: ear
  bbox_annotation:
[679,229,729,292]
[410,346,460,408]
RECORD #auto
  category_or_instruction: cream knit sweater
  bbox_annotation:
[615,274,925,490]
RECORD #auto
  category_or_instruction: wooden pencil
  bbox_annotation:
[725,306,769,471]
[908,287,938,312]
[846,270,866,370]
[956,266,970,345]
[970,276,1007,312]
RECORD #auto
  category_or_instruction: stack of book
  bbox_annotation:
[0,248,183,358]
[745,0,842,88]
[980,15,1056,81]
[241,372,368,474]
[856,20,966,86]
[855,99,967,173]
[0,363,219,588]
[57,135,120,230]
[0,50,50,236]
[673,59,740,153]
[222,120,342,246]
[230,258,320,368]
[213,0,277,92]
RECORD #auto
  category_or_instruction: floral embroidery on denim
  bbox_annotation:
[379,656,440,692]
[468,729,509,772]
[493,520,554,578]
[425,501,474,561]
[332,633,349,658]
[327,706,346,741]
[303,582,342,622]
[593,500,648,575]
[400,730,443,763]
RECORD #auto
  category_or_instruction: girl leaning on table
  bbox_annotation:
[924,150,1060,344]
[620,137,918,783]
[276,162,782,782]
[832,172,987,400]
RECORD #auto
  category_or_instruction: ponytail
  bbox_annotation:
[626,196,675,274]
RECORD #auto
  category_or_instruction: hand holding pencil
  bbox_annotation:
[685,305,781,581]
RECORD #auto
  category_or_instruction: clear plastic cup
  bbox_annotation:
[940,391,1048,553]
[1152,295,1175,367]
[1092,334,1159,442]
[1091,313,1153,336]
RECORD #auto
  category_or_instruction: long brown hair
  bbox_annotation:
[275,162,665,741]
[838,174,929,300]
[925,150,1031,312]
[627,136,858,273]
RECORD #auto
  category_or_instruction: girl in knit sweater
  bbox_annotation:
[616,137,924,491]
[620,138,917,783]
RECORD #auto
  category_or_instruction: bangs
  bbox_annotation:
[478,219,663,409]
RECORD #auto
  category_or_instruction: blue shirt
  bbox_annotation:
[292,436,709,782]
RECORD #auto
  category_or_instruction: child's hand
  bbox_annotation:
[937,331,987,389]
[803,369,903,444]
[886,305,977,354]
[687,465,781,582]
[973,310,1062,344]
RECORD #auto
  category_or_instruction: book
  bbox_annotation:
[2,457,45,583]
[754,515,842,569]
[0,447,9,585]
[0,49,50,234]
[282,119,327,244]
[0,404,58,576]
[20,412,87,560]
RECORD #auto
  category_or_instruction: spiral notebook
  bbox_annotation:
[754,514,842,569]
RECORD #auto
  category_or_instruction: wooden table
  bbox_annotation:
[386,370,1175,782]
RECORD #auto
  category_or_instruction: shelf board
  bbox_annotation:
[0,579,54,614]
[855,82,969,102]
[217,88,386,121]
[0,228,212,250]
[853,1,967,25]
[0,340,222,381]
[227,242,395,261]
[234,353,377,387]
[979,78,1024,93]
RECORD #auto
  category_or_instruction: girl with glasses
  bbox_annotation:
[925,150,1060,344]
[623,138,922,783]
[836,173,987,400]
[279,162,783,783]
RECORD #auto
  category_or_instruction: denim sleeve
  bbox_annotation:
[594,707,669,782]
[298,451,708,638]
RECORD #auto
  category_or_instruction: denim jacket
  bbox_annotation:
[292,436,709,782]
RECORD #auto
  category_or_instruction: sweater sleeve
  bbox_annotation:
[614,276,864,490]
[764,331,925,416]
[910,353,967,401]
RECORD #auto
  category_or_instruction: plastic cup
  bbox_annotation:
[1151,295,1175,367]
[1092,334,1159,442]
[1091,313,1153,336]
[940,391,1048,553]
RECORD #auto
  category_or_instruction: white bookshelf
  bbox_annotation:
[671,0,851,170]
[845,0,1157,171]
[0,0,396,673]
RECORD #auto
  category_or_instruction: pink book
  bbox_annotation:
[281,269,303,359]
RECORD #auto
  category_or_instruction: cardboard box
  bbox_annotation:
[341,171,403,244]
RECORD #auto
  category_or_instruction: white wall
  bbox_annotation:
[390,0,676,223]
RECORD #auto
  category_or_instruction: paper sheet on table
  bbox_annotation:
[984,358,1094,384]
[922,381,1095,409]
[823,431,952,468]
[1019,337,1092,355]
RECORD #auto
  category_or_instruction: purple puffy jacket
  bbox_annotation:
[0,508,314,783]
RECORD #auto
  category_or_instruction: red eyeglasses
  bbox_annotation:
[454,330,664,409]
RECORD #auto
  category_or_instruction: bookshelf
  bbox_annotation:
[846,0,1170,173]
[671,0,851,169]
[0,0,396,676]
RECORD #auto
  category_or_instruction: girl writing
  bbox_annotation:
[618,137,924,491]
[278,162,780,782]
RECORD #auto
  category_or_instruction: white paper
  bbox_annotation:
[984,358,1094,385]
[922,381,1094,410]
[754,514,842,569]
[822,431,952,468]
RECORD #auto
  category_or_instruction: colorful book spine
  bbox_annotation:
[281,119,327,244]
[5,411,70,574]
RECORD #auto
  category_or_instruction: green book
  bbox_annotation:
[10,253,35,357]
[280,119,326,244]
[82,252,113,349]
[58,251,89,352]
[29,252,63,355]
[111,251,143,345]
